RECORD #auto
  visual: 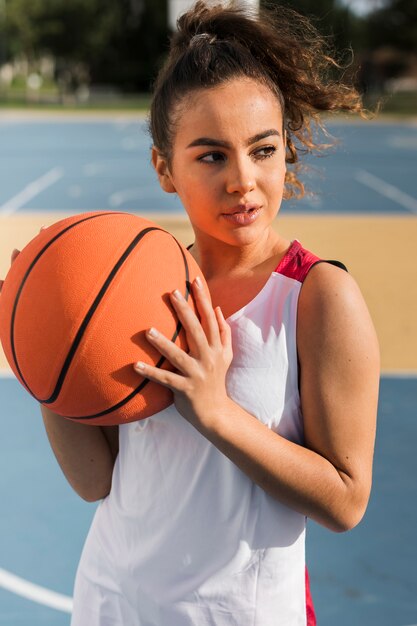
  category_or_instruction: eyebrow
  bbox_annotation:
[186,129,281,149]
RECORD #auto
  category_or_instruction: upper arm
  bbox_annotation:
[102,425,119,461]
[41,405,119,501]
[297,263,380,516]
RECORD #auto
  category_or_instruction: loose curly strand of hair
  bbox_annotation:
[149,1,367,199]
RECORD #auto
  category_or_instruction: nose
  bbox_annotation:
[225,157,255,195]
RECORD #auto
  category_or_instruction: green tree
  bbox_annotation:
[366,0,417,52]
[3,0,97,61]
[1,0,168,90]
[88,0,168,91]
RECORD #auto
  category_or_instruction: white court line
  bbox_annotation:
[0,567,73,613]
[355,169,417,214]
[0,167,64,216]
[109,185,156,207]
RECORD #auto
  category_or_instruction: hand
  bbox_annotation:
[0,225,46,293]
[133,277,233,432]
[0,249,20,293]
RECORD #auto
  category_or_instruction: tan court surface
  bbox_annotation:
[1,212,416,373]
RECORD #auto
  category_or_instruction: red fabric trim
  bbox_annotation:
[275,240,321,284]
[305,567,317,625]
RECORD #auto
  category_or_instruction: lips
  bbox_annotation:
[222,203,261,215]
[221,204,261,226]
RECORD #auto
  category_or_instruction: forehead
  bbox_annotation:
[173,78,283,146]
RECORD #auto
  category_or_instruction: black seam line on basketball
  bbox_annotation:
[10,211,124,398]
[68,353,167,419]
[40,226,165,405]
[62,235,192,420]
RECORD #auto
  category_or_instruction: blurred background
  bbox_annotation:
[0,0,416,114]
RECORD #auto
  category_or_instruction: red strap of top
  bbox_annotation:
[275,240,321,284]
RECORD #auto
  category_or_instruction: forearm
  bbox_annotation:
[201,398,368,532]
[41,406,117,502]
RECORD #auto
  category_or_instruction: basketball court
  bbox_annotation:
[0,111,416,625]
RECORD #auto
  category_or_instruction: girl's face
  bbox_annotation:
[152,77,286,250]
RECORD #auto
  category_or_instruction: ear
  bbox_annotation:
[151,147,176,193]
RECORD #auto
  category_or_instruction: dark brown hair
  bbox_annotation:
[149,1,365,198]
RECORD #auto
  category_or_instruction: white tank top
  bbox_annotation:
[72,240,321,626]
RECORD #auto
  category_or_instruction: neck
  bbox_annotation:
[189,228,288,281]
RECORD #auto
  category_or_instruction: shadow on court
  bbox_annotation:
[0,375,416,625]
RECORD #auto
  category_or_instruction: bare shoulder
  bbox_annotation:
[299,261,365,318]
[297,261,378,359]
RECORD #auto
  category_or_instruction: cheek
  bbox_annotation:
[173,179,211,220]
[277,156,287,187]
[264,159,286,190]
[260,161,286,206]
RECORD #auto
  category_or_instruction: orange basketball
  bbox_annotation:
[0,211,207,426]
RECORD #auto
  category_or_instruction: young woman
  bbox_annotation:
[39,2,379,624]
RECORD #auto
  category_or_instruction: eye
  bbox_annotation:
[198,151,226,164]
[253,145,277,160]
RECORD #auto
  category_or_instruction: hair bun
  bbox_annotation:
[190,32,217,46]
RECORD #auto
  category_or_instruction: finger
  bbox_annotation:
[215,306,232,349]
[145,327,193,376]
[191,277,222,347]
[11,249,20,263]
[170,288,208,356]
[133,360,186,393]
[0,279,4,293]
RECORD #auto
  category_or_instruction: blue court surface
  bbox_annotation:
[0,115,416,215]
[0,375,416,625]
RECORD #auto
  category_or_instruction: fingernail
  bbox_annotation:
[147,327,158,338]
[135,361,146,371]
[195,276,203,289]
[172,289,184,301]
